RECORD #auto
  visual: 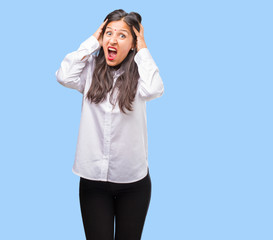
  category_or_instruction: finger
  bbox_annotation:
[139,23,144,35]
[132,26,137,34]
[132,26,140,37]
[100,19,108,29]
[98,19,108,36]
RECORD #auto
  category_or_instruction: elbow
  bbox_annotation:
[139,83,164,101]
[159,84,164,96]
[55,69,61,83]
[153,84,164,98]
[55,69,66,85]
[156,85,165,98]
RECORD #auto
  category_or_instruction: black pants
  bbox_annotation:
[79,171,151,240]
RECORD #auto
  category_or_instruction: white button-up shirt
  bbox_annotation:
[55,35,164,183]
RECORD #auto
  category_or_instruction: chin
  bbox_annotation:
[106,61,116,66]
[106,59,120,67]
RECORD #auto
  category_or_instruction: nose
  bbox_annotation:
[109,35,118,44]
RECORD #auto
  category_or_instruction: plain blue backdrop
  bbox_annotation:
[1,0,272,239]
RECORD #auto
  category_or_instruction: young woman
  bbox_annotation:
[55,9,164,240]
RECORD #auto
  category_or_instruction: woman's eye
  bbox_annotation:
[120,34,126,39]
[106,31,112,36]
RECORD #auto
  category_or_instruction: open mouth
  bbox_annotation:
[108,47,117,60]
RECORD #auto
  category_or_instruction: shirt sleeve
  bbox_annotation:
[134,48,164,101]
[55,35,100,93]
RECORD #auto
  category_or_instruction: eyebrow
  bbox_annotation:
[106,26,129,34]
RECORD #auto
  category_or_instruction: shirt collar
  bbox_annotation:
[112,67,124,79]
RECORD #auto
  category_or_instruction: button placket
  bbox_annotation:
[101,73,120,180]
[102,98,112,179]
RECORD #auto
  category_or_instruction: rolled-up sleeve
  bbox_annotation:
[55,35,100,93]
[134,48,164,101]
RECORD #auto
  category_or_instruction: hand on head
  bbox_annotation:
[133,23,147,52]
[93,19,108,46]
[92,18,147,53]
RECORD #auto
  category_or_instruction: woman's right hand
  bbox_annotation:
[93,19,108,46]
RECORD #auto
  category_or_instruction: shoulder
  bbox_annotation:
[86,54,98,72]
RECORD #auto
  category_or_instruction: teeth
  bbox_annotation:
[108,47,117,52]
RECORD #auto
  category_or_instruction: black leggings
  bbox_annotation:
[79,171,151,240]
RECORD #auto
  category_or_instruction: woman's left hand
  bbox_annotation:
[133,23,147,52]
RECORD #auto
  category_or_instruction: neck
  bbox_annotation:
[110,63,122,71]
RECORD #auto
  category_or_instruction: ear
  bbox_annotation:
[131,41,136,50]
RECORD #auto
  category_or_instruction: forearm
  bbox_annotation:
[55,35,100,92]
[134,48,164,101]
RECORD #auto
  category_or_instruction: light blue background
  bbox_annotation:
[1,0,272,239]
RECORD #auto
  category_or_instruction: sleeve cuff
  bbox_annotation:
[134,48,154,65]
[78,35,101,54]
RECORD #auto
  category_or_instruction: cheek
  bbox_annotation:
[102,38,106,47]
[102,40,108,53]
[120,48,130,58]
[121,41,133,53]
[102,35,109,46]
[102,45,106,53]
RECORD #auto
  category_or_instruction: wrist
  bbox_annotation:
[137,43,147,52]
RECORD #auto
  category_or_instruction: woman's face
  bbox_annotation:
[102,20,134,67]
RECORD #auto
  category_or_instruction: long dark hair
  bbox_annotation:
[85,9,142,114]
